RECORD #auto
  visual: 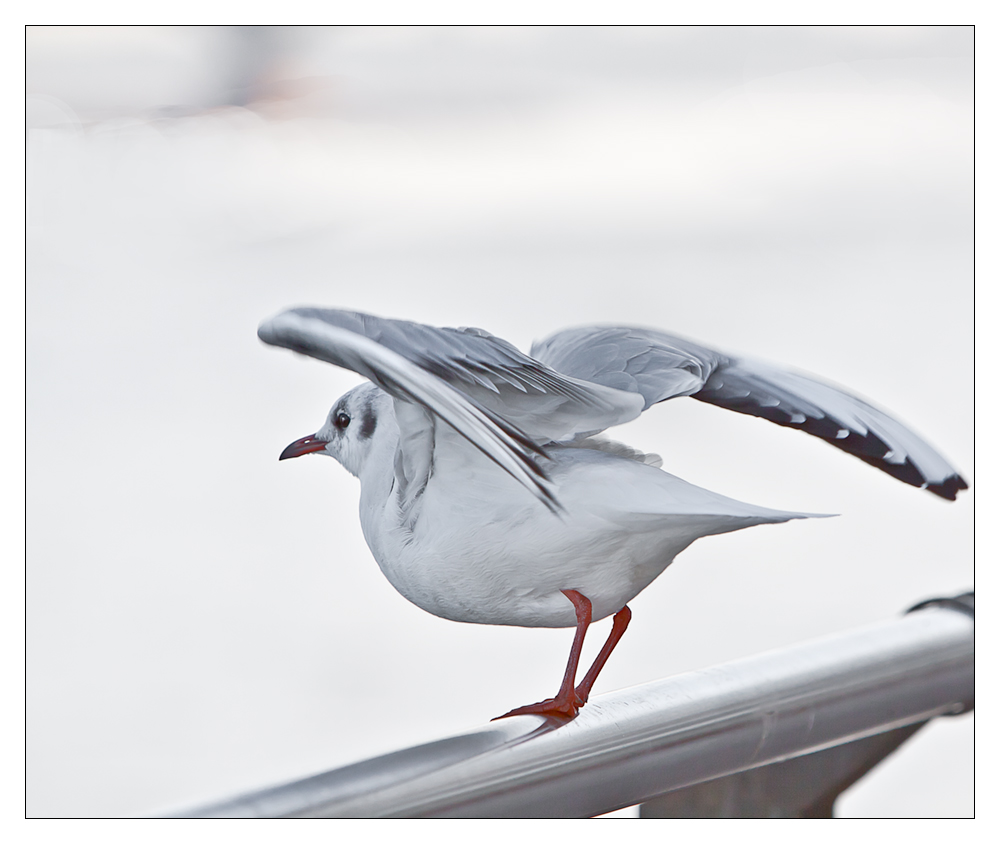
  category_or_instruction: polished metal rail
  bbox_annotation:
[175,603,973,818]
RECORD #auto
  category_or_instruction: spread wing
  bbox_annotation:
[258,309,645,511]
[531,326,967,500]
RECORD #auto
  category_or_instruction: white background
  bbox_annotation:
[26,25,973,818]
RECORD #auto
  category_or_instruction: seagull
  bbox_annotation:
[258,308,966,720]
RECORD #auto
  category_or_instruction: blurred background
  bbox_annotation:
[26,26,973,818]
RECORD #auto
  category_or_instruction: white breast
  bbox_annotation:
[359,443,810,628]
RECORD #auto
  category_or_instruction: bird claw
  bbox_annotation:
[491,676,596,721]
[492,695,581,721]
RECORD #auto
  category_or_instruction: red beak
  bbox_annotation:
[279,433,329,461]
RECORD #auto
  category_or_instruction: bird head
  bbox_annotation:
[279,383,389,478]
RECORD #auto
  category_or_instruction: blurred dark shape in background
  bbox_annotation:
[27,25,972,125]
[26,25,330,119]
[223,25,319,109]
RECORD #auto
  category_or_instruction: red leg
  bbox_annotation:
[493,589,593,720]
[574,605,631,706]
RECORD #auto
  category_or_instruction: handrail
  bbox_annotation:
[172,602,973,818]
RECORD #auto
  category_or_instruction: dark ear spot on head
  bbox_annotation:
[360,408,377,440]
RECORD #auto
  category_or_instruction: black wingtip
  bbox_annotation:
[925,475,969,502]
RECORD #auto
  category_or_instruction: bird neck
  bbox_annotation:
[357,416,401,516]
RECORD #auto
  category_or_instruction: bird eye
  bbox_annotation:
[335,412,351,430]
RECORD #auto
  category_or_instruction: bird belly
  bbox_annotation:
[365,484,691,628]
[359,441,805,628]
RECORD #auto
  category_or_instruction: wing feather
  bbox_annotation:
[259,311,561,510]
[693,360,968,500]
[268,309,644,444]
[532,326,967,500]
[260,310,654,511]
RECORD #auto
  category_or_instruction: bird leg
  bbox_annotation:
[493,589,593,720]
[573,605,631,706]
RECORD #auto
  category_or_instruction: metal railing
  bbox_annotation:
[174,598,973,818]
